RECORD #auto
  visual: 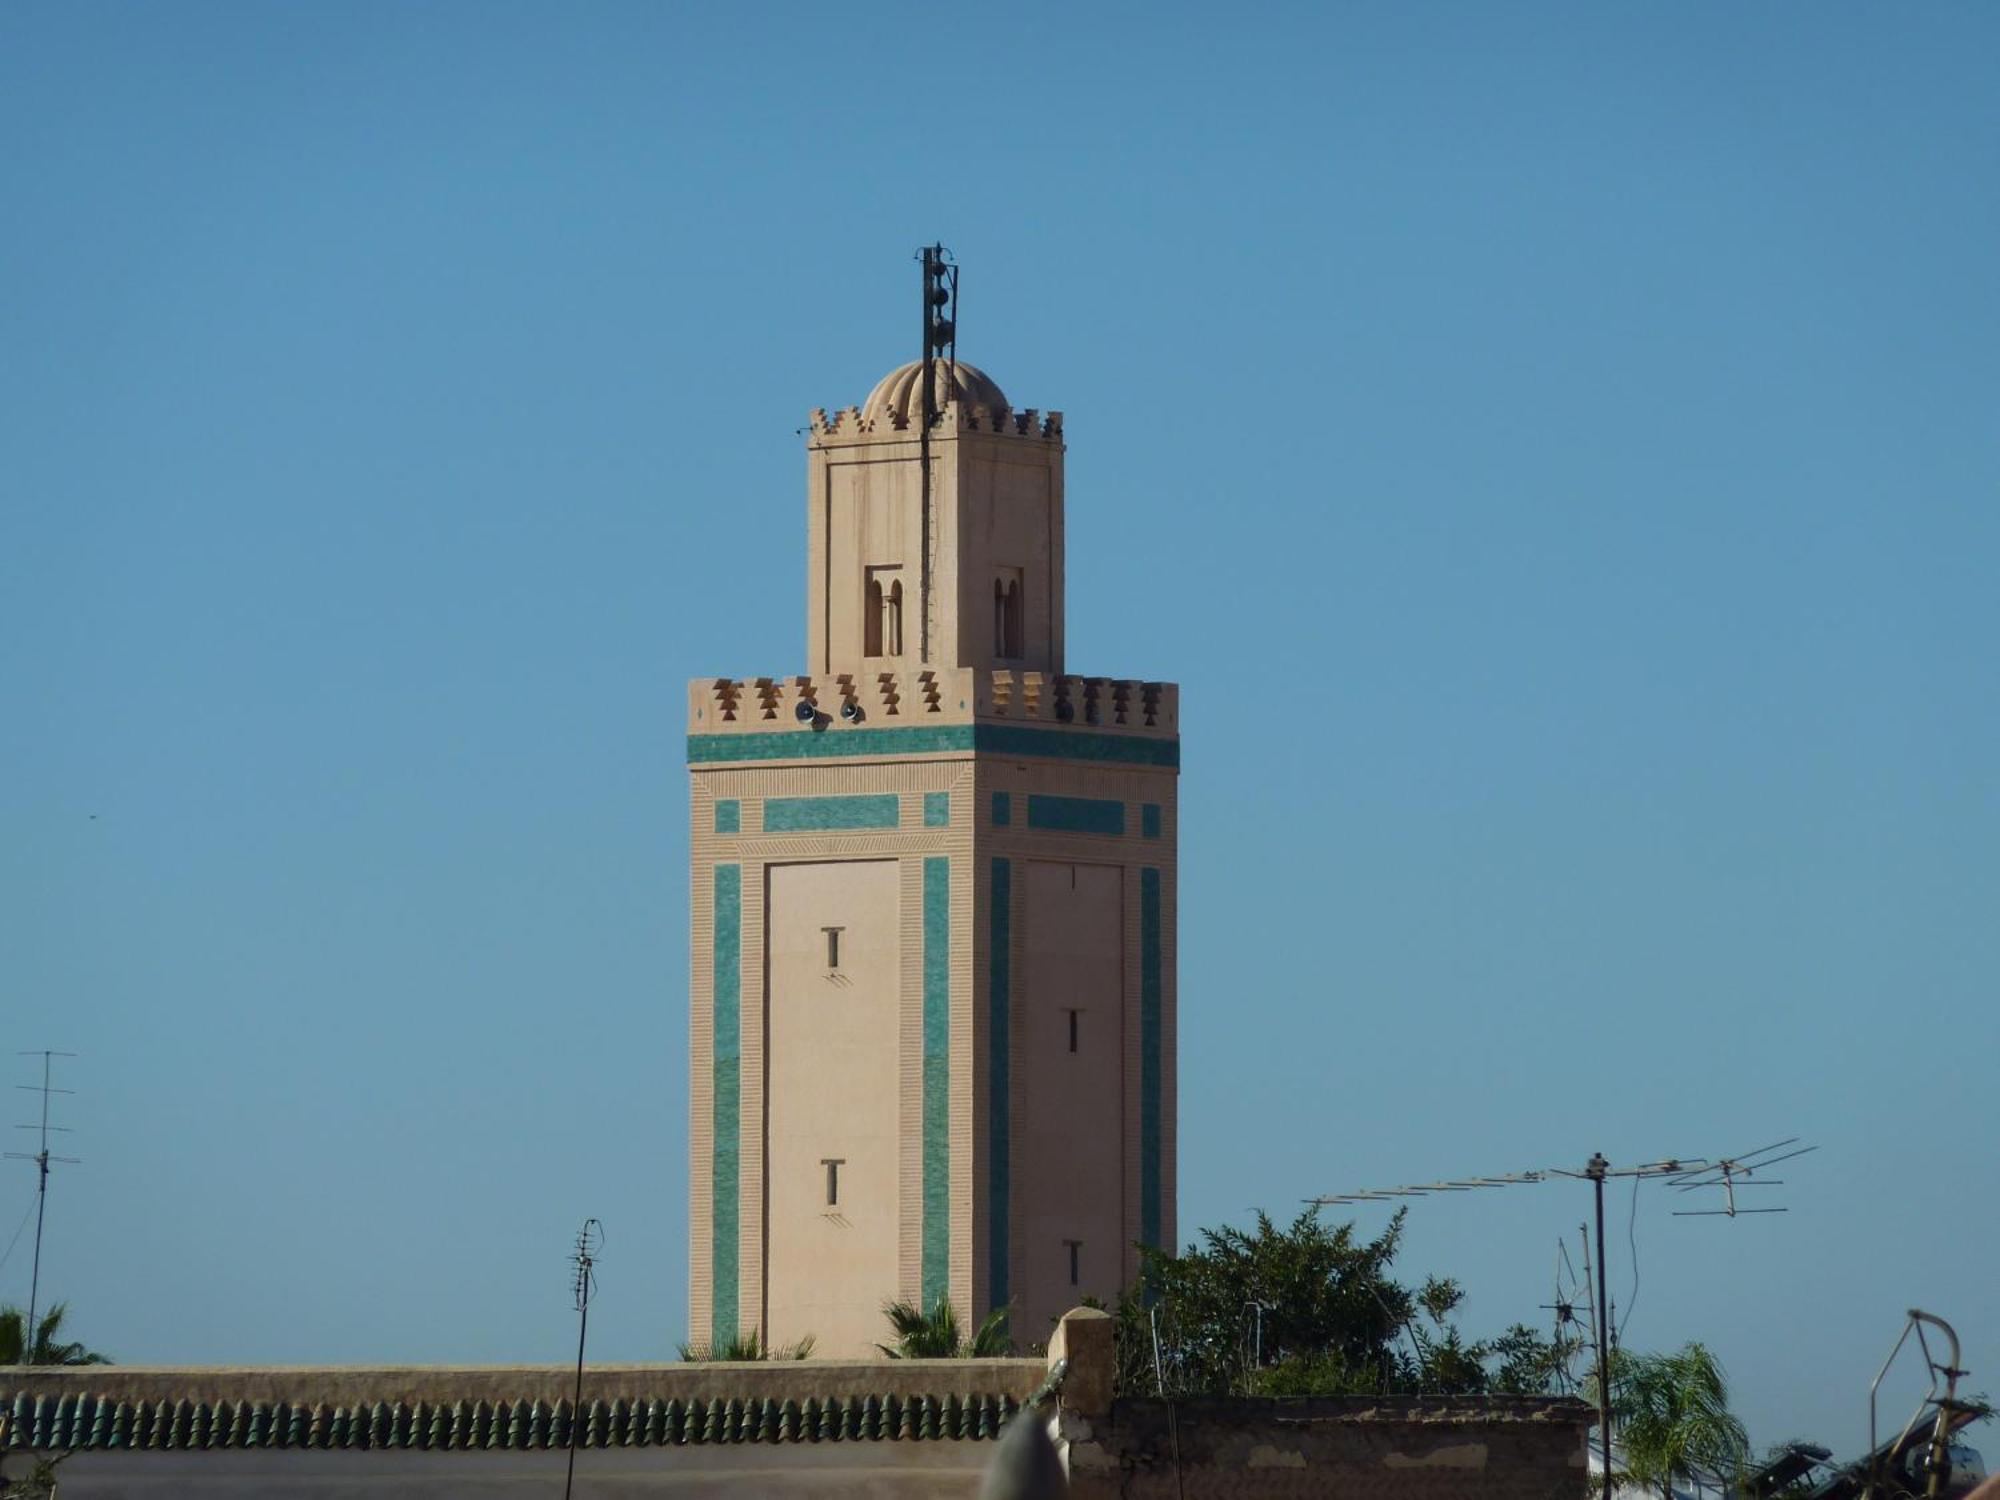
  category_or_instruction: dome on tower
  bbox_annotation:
[860,360,1009,427]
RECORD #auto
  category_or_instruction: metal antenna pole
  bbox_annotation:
[564,1218,602,1500]
[915,244,958,665]
[1588,1154,1613,1500]
[919,247,933,662]
[8,1051,78,1362]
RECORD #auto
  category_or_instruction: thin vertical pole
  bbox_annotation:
[564,1298,588,1500]
[1591,1153,1613,1500]
[24,1054,52,1361]
[918,246,936,663]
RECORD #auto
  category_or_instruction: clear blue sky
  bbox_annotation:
[4,1,1995,1455]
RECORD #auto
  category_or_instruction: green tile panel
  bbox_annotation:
[924,791,951,827]
[714,799,740,834]
[1026,795,1125,836]
[763,794,901,831]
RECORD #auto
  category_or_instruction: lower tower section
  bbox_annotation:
[687,670,1177,1357]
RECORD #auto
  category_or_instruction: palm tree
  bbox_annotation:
[878,1294,1011,1359]
[678,1330,815,1361]
[1606,1342,1748,1500]
[0,1302,110,1366]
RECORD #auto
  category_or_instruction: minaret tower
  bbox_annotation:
[687,250,1178,1358]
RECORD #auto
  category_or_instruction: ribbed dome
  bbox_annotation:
[860,360,1009,426]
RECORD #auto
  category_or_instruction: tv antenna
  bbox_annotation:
[1312,1140,1812,1500]
[5,1051,79,1359]
[1537,1233,1594,1396]
[1668,1138,1816,1217]
[563,1218,603,1500]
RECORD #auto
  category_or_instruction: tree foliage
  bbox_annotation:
[1106,1207,1562,1398]
[0,1303,109,1367]
[1602,1342,1749,1498]
[678,1330,816,1361]
[878,1295,1012,1359]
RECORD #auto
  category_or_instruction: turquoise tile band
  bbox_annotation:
[921,856,951,1306]
[688,724,1178,769]
[987,858,1012,1315]
[711,863,742,1342]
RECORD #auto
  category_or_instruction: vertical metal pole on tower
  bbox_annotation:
[917,246,936,663]
[1589,1153,1613,1500]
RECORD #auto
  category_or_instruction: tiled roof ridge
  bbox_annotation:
[2,1388,1025,1452]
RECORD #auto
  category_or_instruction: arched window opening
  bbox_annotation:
[886,580,904,656]
[993,568,1025,660]
[864,577,884,656]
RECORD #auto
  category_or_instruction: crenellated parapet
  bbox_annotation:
[688,668,1176,742]
[807,403,1063,444]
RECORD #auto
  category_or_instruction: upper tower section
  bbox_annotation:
[804,248,1066,680]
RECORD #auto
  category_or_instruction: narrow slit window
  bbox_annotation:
[1064,1239,1081,1287]
[1065,1008,1080,1053]
[864,578,884,656]
[822,926,844,969]
[822,1158,845,1207]
[994,569,1024,659]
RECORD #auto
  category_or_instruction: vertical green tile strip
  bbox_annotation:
[1139,867,1162,1252]
[711,863,741,1344]
[987,858,1011,1314]
[714,799,740,834]
[1141,803,1161,839]
[991,792,1011,826]
[922,855,951,1306]
[924,791,950,827]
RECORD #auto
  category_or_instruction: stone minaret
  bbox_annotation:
[687,355,1179,1358]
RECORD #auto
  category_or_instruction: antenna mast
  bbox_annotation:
[563,1218,603,1500]
[1313,1139,1813,1500]
[6,1051,79,1360]
[916,243,958,664]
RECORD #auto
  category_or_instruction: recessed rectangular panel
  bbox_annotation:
[1016,861,1124,1348]
[764,860,901,1356]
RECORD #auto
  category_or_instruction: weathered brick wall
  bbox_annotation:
[1068,1395,1592,1500]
